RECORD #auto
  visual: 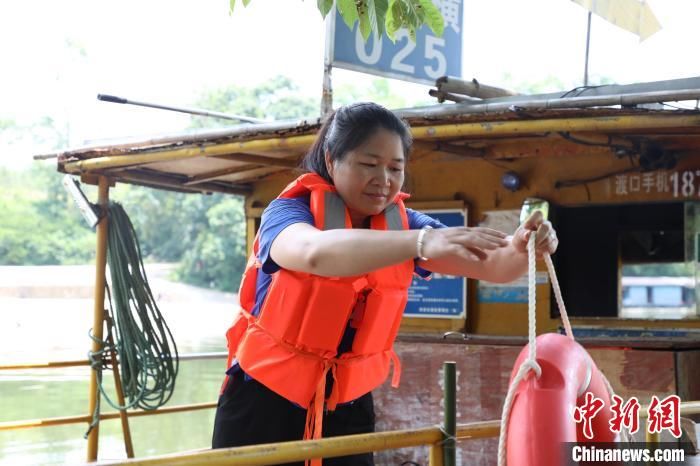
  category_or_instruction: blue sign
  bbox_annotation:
[404,210,466,318]
[330,1,463,85]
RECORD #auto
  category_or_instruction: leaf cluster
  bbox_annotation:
[229,0,444,42]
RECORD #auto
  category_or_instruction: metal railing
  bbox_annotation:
[93,420,501,466]
[3,353,699,465]
[0,352,226,432]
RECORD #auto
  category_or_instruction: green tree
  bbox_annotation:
[190,75,318,128]
[0,162,94,265]
[175,76,320,290]
[175,196,247,291]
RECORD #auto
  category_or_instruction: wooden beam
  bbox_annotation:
[220,166,289,183]
[111,169,251,195]
[210,153,299,168]
[185,157,296,186]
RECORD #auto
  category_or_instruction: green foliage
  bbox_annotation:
[337,0,359,29]
[190,75,318,128]
[317,0,334,17]
[175,196,247,292]
[229,0,444,42]
[109,186,247,291]
[0,119,16,131]
[0,163,95,265]
[334,78,408,108]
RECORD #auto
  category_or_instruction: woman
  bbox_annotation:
[212,102,558,465]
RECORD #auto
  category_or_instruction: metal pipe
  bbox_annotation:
[442,362,457,466]
[97,94,267,124]
[398,88,700,119]
[435,77,518,99]
[0,402,217,432]
[0,352,227,371]
[428,89,482,104]
[321,9,335,117]
[94,422,501,466]
[431,76,700,106]
[584,11,592,87]
[61,114,700,175]
[87,175,110,462]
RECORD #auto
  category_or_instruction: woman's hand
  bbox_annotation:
[512,211,558,258]
[421,226,509,262]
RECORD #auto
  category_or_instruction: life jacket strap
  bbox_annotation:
[304,360,338,466]
[390,349,402,388]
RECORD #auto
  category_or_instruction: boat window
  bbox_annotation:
[551,202,699,320]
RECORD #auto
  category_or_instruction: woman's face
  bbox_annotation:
[325,128,406,226]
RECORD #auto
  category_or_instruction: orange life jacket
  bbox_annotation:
[223,172,414,450]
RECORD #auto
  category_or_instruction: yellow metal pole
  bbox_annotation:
[645,430,660,444]
[645,429,660,466]
[0,402,217,431]
[87,176,110,462]
[429,443,445,466]
[95,427,443,466]
[0,351,227,371]
[0,359,90,370]
[92,421,502,466]
[62,115,700,174]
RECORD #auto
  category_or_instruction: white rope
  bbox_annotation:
[497,232,629,466]
[497,234,541,466]
[543,254,574,340]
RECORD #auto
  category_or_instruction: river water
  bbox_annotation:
[0,264,237,465]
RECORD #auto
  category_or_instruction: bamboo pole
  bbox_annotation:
[87,176,110,462]
[442,362,457,466]
[62,135,316,174]
[0,402,217,431]
[105,318,135,458]
[61,115,700,175]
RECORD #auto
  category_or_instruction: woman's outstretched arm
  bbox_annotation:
[420,211,558,283]
[270,222,508,277]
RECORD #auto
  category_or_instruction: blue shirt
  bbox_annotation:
[228,196,446,379]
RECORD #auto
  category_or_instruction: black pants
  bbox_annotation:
[212,370,375,466]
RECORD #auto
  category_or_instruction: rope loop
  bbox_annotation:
[85,202,179,437]
[518,359,542,380]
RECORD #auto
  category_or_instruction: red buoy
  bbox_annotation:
[505,333,616,466]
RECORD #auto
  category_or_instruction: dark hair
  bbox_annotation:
[302,102,412,183]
